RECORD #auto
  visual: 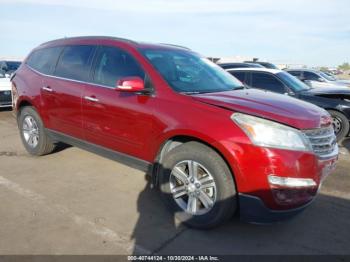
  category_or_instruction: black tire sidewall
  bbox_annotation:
[328,110,349,141]
[159,142,237,229]
[18,107,48,155]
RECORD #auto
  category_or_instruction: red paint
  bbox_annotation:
[12,37,338,213]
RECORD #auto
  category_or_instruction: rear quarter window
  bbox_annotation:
[26,47,63,75]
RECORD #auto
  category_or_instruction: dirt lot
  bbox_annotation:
[0,108,350,255]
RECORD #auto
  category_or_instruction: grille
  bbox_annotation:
[303,126,337,158]
[0,90,12,105]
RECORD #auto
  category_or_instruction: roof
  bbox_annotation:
[39,36,191,51]
[285,68,318,73]
[40,36,137,46]
[226,67,282,74]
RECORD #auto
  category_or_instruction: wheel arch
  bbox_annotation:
[16,99,33,119]
[151,134,239,194]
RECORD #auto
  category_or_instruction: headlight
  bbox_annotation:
[231,113,312,152]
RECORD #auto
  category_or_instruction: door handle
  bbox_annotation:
[42,86,53,92]
[84,96,99,102]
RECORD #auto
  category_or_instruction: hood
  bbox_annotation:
[335,80,350,87]
[310,82,344,89]
[334,81,350,87]
[192,89,329,129]
[305,86,350,95]
[303,86,350,99]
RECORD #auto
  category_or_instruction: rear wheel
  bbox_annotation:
[18,106,56,156]
[328,110,349,142]
[159,141,237,229]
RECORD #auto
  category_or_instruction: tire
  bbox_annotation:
[18,106,56,156]
[159,141,237,229]
[328,110,349,142]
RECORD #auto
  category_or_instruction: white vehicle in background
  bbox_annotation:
[0,60,22,108]
[0,77,12,108]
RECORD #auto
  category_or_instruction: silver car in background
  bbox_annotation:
[286,69,350,88]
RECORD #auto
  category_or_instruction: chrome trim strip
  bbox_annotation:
[317,144,339,160]
[26,64,117,90]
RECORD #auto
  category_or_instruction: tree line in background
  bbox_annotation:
[338,62,350,71]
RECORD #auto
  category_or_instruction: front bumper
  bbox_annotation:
[220,137,338,222]
[239,193,313,224]
[235,148,338,222]
[0,90,12,107]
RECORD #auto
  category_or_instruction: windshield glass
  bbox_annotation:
[277,71,311,92]
[319,71,335,81]
[140,48,243,93]
[4,61,21,72]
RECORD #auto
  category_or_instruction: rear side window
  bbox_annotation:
[303,71,320,81]
[251,73,286,93]
[93,46,145,87]
[230,71,246,83]
[287,71,301,78]
[55,45,96,81]
[27,47,63,75]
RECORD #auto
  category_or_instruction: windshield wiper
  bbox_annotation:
[180,91,202,95]
[233,85,246,90]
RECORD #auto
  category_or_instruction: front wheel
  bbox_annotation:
[328,110,349,142]
[159,141,237,229]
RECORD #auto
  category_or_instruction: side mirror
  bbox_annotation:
[116,77,145,92]
[317,77,326,82]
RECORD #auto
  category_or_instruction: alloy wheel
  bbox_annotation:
[169,160,217,215]
[22,115,40,148]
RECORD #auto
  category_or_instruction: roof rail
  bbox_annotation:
[159,43,191,50]
[40,36,138,46]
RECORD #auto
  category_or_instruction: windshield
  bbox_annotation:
[277,71,311,92]
[140,48,243,93]
[319,71,336,81]
[4,61,21,72]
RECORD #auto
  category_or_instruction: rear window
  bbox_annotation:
[54,45,96,81]
[27,47,63,75]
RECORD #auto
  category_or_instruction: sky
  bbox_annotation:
[0,0,349,67]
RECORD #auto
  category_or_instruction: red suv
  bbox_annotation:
[12,36,338,228]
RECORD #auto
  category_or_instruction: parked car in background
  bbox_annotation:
[321,71,350,85]
[217,62,264,70]
[244,60,279,69]
[12,36,338,228]
[286,69,350,88]
[228,68,350,141]
[0,60,21,108]
[0,75,13,108]
[0,60,21,76]
[322,71,337,80]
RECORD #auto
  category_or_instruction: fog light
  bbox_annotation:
[268,175,316,188]
[268,175,318,206]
